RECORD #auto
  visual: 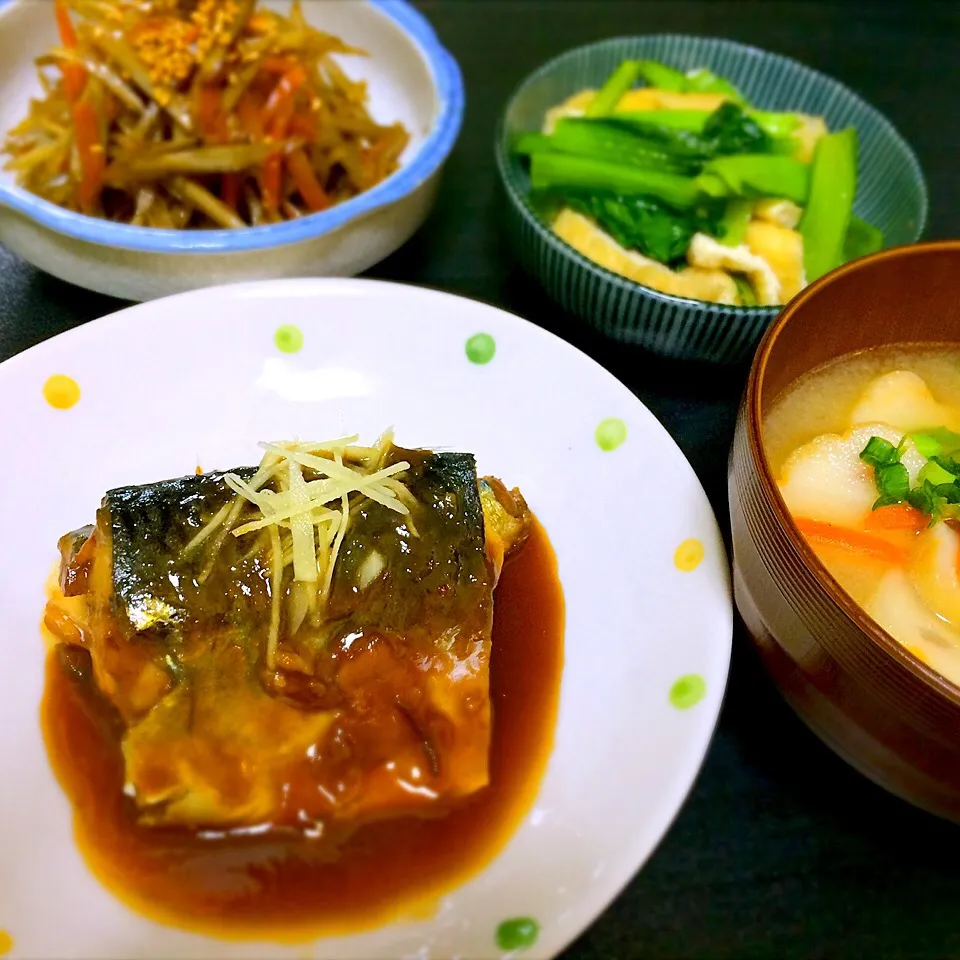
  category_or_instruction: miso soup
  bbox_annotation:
[764,345,960,685]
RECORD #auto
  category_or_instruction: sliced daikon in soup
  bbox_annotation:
[909,522,960,629]
[813,549,890,607]
[866,568,960,678]
[851,370,960,434]
[779,424,901,526]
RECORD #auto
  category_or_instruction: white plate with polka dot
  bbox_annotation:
[0,278,731,960]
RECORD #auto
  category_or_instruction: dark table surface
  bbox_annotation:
[2,1,959,957]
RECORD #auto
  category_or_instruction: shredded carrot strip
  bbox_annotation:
[288,112,318,139]
[259,66,305,214]
[221,172,240,210]
[287,148,328,211]
[237,90,265,140]
[264,65,307,127]
[793,517,909,567]
[54,0,78,45]
[260,56,296,74]
[862,503,928,533]
[72,100,104,213]
[55,1,87,102]
[195,84,222,140]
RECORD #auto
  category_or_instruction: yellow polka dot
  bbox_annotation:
[0,930,13,956]
[43,374,81,410]
[674,538,705,572]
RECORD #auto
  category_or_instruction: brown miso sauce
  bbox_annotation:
[41,518,564,942]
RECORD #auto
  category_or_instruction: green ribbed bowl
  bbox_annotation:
[495,35,928,364]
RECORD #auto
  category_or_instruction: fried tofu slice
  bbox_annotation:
[793,114,828,163]
[542,87,730,132]
[553,209,738,303]
[687,232,781,305]
[745,220,806,302]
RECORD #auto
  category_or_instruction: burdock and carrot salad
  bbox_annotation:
[2,0,409,228]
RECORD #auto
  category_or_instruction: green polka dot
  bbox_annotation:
[670,674,706,710]
[465,332,496,365]
[496,917,539,952]
[595,417,627,451]
[274,324,304,353]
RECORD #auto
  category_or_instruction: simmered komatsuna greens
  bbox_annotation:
[3,1,409,227]
[44,433,531,829]
[515,59,884,306]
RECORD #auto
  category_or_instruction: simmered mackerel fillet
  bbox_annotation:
[45,437,530,830]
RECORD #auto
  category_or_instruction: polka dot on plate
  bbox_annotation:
[496,916,539,952]
[595,417,627,451]
[465,332,496,365]
[274,324,304,354]
[674,538,705,572]
[43,374,80,410]
[0,930,12,956]
[670,674,706,710]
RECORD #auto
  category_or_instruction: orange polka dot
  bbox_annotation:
[43,374,81,410]
[0,930,13,956]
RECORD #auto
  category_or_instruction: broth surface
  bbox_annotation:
[764,344,960,683]
[764,345,960,473]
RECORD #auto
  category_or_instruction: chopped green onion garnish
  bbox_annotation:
[859,436,900,468]
[910,428,960,459]
[862,432,960,524]
[872,463,910,507]
[918,460,957,487]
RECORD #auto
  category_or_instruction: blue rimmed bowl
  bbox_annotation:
[0,0,464,301]
[495,35,928,364]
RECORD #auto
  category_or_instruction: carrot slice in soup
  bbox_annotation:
[793,517,909,566]
[862,503,928,533]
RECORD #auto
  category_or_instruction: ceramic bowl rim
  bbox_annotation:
[744,239,960,706]
[0,0,465,253]
[494,33,929,319]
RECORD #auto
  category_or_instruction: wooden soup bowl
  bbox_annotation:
[729,241,960,820]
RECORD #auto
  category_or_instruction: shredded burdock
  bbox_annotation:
[3,0,410,226]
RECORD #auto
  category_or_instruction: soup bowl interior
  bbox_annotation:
[730,241,960,819]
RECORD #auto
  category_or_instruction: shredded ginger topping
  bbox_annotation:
[187,430,412,669]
